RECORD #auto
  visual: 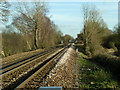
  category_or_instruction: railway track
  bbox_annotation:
[1,44,66,74]
[1,45,65,74]
[2,45,69,89]
[2,48,60,74]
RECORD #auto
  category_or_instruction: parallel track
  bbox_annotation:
[16,47,67,89]
[2,45,69,89]
[2,48,59,74]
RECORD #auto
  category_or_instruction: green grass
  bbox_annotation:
[77,52,120,89]
[79,52,88,58]
[91,54,120,82]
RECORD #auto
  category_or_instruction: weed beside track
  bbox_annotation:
[76,52,120,89]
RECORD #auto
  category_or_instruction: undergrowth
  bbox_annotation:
[77,52,120,89]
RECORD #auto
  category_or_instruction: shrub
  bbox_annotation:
[91,54,120,82]
[75,44,85,54]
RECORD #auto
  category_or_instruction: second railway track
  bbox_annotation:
[2,45,69,89]
[2,48,60,74]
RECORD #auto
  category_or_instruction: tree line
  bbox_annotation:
[1,1,73,57]
[77,5,120,56]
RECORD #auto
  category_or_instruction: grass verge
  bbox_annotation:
[77,52,120,89]
[91,54,120,83]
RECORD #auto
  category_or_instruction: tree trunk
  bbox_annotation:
[34,30,38,49]
[26,41,32,50]
[84,25,90,56]
[25,31,32,50]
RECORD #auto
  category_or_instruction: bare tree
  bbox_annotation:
[0,0,10,23]
[12,1,48,50]
[82,5,110,56]
[0,0,11,57]
[12,1,63,50]
[82,5,90,55]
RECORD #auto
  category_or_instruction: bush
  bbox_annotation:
[115,41,120,53]
[89,43,106,56]
[2,31,26,57]
[103,34,120,54]
[75,44,85,54]
[91,54,120,82]
[108,42,118,52]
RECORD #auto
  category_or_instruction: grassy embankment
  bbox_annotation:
[77,52,120,88]
[75,44,120,88]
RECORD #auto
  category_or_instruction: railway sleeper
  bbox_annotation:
[3,47,67,89]
[25,61,57,88]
